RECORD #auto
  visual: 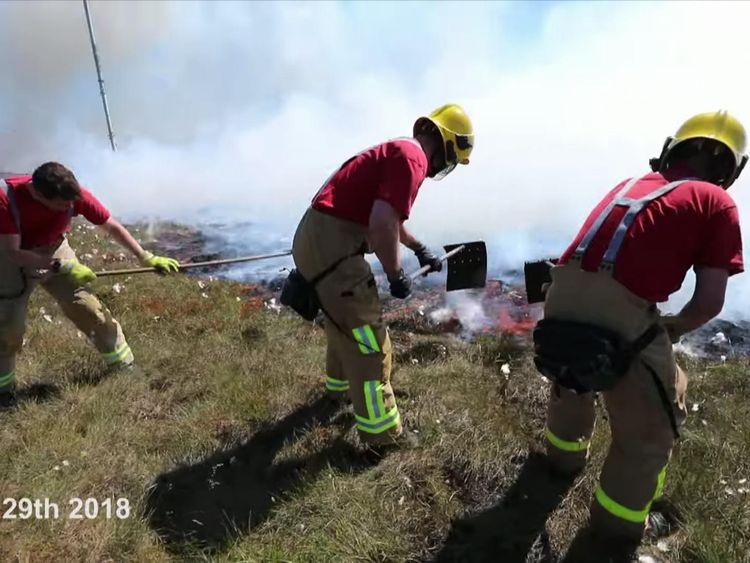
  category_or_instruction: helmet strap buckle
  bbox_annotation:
[725,154,748,188]
[651,137,674,172]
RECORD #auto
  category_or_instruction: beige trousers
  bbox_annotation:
[292,208,401,445]
[543,264,687,540]
[0,238,132,392]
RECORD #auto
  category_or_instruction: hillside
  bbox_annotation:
[0,222,748,563]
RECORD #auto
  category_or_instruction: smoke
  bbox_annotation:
[3,1,750,318]
[432,293,491,335]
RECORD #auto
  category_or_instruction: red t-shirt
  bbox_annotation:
[0,176,111,249]
[311,138,429,225]
[559,172,743,302]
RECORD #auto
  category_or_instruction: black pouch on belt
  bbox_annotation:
[280,246,365,322]
[532,319,659,394]
[280,268,320,321]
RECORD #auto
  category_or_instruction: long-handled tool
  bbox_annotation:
[409,241,487,291]
[409,245,464,279]
[94,250,292,277]
[523,258,558,303]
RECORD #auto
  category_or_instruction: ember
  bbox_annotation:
[494,305,538,335]
[379,279,542,339]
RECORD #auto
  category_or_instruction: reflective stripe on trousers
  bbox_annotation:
[0,371,15,390]
[355,380,400,434]
[595,465,668,523]
[101,343,133,366]
[352,324,380,355]
[325,375,349,392]
[545,427,591,453]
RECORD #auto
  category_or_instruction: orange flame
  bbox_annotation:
[495,304,537,335]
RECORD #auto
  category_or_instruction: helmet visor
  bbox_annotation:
[431,161,457,181]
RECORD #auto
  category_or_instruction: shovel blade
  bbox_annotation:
[524,258,558,304]
[443,241,487,291]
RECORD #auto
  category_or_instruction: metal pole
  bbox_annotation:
[94,250,294,277]
[409,245,465,280]
[83,0,117,151]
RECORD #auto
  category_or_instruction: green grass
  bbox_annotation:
[0,223,748,562]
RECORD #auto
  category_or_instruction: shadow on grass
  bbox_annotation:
[432,452,576,563]
[560,525,640,563]
[70,371,106,386]
[17,382,61,404]
[70,364,146,387]
[144,395,378,554]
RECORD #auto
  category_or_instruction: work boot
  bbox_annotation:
[645,499,682,539]
[364,427,420,459]
[323,391,351,408]
[306,388,350,415]
[107,362,139,376]
[0,388,18,411]
[564,527,641,563]
[634,552,664,563]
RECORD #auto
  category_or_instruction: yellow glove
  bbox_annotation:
[141,252,180,274]
[58,259,97,285]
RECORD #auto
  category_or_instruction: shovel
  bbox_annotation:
[523,258,558,304]
[94,250,292,277]
[410,241,487,291]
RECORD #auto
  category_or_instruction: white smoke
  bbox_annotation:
[3,1,750,318]
[432,292,491,335]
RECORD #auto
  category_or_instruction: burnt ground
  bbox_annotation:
[140,221,750,362]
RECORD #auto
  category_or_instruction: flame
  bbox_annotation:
[496,304,537,334]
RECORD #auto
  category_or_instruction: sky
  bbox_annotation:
[2,0,750,318]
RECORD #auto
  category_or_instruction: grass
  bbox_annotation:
[0,222,749,562]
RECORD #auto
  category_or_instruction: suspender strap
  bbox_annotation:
[0,180,21,232]
[573,175,690,269]
[601,180,687,265]
[1,179,75,235]
[573,176,641,258]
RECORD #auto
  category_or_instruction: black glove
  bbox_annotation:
[413,243,443,275]
[388,269,412,299]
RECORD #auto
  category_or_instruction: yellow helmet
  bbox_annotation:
[414,103,474,180]
[652,110,748,188]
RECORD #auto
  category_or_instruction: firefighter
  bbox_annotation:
[0,162,180,409]
[291,104,474,451]
[539,111,746,552]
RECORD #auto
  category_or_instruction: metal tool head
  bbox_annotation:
[524,258,558,304]
[443,241,487,291]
